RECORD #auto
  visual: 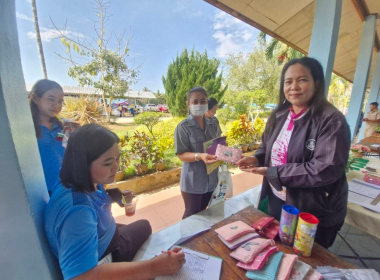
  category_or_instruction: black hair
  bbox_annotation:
[267,57,327,129]
[208,97,218,111]
[187,87,208,101]
[29,79,64,138]
[60,124,119,192]
[370,102,379,107]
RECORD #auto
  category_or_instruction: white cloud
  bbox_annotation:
[185,11,202,18]
[27,27,85,43]
[212,11,257,58]
[16,12,33,22]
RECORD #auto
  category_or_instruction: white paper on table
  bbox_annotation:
[172,227,211,248]
[155,247,222,280]
[348,191,380,213]
[155,227,211,256]
[348,181,380,199]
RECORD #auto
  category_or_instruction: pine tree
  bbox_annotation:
[162,48,227,117]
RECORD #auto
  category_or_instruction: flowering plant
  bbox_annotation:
[350,145,370,153]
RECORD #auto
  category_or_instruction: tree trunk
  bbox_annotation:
[31,0,48,79]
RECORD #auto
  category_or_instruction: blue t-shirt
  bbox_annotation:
[44,182,116,280]
[37,122,65,193]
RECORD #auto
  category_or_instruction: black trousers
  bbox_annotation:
[181,191,214,219]
[102,220,152,262]
[268,194,342,249]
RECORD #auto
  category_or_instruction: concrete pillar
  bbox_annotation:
[359,53,380,140]
[308,0,342,95]
[0,1,61,279]
[346,15,377,142]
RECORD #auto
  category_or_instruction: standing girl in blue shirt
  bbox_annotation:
[30,79,65,195]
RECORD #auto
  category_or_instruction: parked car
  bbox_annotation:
[158,104,169,113]
[144,104,159,112]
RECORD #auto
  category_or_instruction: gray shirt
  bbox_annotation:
[174,115,222,194]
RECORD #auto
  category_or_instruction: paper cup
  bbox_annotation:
[279,205,300,246]
[293,212,319,257]
[122,196,138,217]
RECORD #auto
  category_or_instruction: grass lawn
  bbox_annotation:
[105,123,138,137]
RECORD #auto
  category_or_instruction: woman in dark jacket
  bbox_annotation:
[236,57,350,248]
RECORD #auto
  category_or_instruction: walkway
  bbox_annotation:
[111,168,263,232]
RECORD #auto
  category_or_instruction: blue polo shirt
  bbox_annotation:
[44,182,116,280]
[37,122,65,193]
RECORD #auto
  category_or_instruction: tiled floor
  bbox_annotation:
[329,223,380,272]
[112,168,263,233]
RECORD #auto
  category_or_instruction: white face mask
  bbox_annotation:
[190,104,208,117]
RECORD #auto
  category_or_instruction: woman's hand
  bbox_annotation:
[235,156,259,168]
[239,166,268,176]
[121,190,135,198]
[199,153,219,164]
[152,247,186,276]
[235,156,266,175]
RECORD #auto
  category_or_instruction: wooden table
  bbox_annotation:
[358,134,380,153]
[180,206,357,279]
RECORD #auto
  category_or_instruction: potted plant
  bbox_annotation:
[151,139,167,171]
[252,117,265,149]
[350,144,370,158]
[130,131,152,174]
[115,134,130,182]
[227,115,255,153]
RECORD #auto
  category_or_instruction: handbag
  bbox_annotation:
[215,144,242,164]
[236,246,279,271]
[252,217,280,239]
[230,238,275,263]
[214,221,254,242]
[218,232,260,250]
[289,260,312,280]
[245,251,284,280]
[276,254,298,280]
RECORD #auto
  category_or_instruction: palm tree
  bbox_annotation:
[258,32,304,64]
[31,0,48,79]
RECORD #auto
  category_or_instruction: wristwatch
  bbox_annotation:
[195,153,200,161]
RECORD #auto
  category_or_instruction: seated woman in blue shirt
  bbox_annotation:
[44,124,185,280]
[30,79,65,194]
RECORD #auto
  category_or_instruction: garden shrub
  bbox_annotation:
[217,107,239,126]
[134,112,164,139]
[258,111,272,119]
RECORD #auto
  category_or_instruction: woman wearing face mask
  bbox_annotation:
[205,97,222,136]
[174,87,221,219]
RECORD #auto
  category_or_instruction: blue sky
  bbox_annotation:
[16,0,259,92]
